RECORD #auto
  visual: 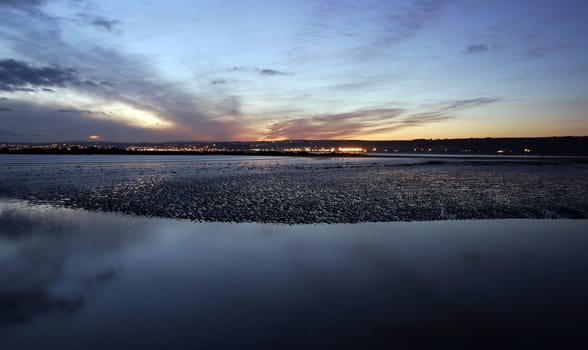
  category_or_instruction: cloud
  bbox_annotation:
[55,108,92,113]
[378,0,447,42]
[259,69,289,76]
[228,66,291,76]
[265,97,503,139]
[315,0,450,58]
[0,102,227,142]
[523,44,573,59]
[75,13,120,33]
[0,59,78,92]
[465,44,488,54]
[0,106,12,111]
[266,107,405,139]
[439,97,503,111]
[228,66,247,72]
[0,0,46,8]
[0,6,251,141]
[91,17,119,32]
[210,78,227,85]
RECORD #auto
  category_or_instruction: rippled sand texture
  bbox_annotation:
[1,156,587,223]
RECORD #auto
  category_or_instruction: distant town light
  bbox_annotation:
[338,147,366,153]
[88,135,100,140]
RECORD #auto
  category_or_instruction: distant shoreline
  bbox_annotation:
[2,149,588,160]
[2,136,588,156]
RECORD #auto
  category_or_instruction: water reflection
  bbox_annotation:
[1,200,587,349]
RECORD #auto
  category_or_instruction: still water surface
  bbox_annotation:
[1,200,587,348]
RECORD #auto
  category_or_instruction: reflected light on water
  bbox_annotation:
[1,200,587,349]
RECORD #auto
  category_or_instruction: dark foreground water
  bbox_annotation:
[1,200,587,349]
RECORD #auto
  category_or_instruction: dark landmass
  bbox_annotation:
[2,136,588,156]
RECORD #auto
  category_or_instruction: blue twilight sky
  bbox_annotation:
[0,0,587,142]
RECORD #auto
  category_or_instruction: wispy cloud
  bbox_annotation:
[265,97,503,140]
[266,107,405,139]
[91,17,118,32]
[210,78,227,85]
[341,0,450,58]
[464,44,489,54]
[439,97,503,111]
[228,66,291,76]
[76,13,120,33]
[523,44,573,59]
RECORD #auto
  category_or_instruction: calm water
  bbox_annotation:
[1,200,587,348]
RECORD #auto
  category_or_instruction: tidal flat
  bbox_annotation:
[0,154,587,223]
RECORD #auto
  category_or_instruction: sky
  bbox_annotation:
[0,0,587,142]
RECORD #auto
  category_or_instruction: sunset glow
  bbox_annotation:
[0,0,586,142]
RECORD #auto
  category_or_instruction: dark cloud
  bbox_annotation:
[56,108,92,113]
[91,17,119,32]
[75,13,120,32]
[211,78,227,85]
[523,45,573,59]
[259,69,289,76]
[465,44,488,54]
[0,106,12,111]
[0,0,46,8]
[0,59,78,92]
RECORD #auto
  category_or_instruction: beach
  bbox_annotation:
[1,154,587,223]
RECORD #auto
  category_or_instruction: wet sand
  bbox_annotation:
[1,155,587,223]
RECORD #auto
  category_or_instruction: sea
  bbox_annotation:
[1,154,587,348]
